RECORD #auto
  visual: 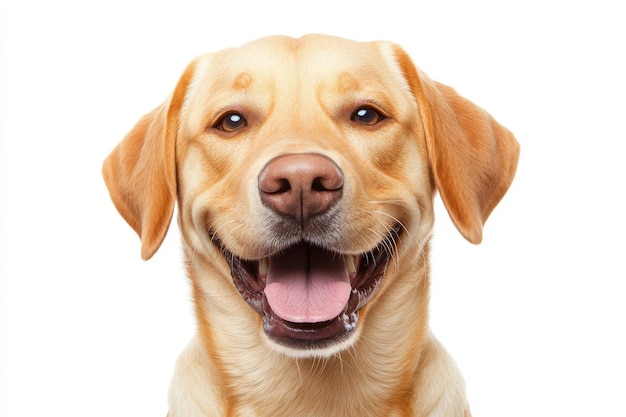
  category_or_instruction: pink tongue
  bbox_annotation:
[264,243,351,323]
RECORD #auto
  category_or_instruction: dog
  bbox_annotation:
[103,34,519,417]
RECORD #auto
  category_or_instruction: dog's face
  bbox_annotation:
[177,36,433,356]
[103,35,519,358]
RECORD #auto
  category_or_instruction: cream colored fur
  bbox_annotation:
[103,35,519,417]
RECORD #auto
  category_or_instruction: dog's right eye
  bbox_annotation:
[351,106,385,126]
[214,112,248,132]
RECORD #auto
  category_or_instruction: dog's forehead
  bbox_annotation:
[180,35,413,133]
[193,35,401,93]
[226,35,386,70]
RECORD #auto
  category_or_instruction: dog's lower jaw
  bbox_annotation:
[262,327,361,359]
[261,310,362,358]
[223,225,402,358]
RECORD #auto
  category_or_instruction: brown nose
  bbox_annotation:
[258,153,344,225]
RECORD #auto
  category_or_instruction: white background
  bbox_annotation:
[1,1,625,416]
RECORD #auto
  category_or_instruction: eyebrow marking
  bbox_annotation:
[232,72,253,90]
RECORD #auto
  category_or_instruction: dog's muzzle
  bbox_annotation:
[216,153,402,354]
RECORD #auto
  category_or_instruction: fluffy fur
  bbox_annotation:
[103,35,519,417]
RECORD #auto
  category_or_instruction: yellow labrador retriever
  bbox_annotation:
[103,35,519,417]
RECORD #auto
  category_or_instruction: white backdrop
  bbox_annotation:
[1,1,625,416]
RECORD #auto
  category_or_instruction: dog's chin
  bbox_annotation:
[215,225,402,358]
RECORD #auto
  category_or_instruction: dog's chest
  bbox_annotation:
[226,357,413,417]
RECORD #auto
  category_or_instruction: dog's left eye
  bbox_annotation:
[214,112,248,132]
[351,106,385,126]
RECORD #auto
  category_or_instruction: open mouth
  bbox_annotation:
[219,224,402,352]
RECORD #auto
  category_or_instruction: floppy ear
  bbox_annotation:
[393,46,520,244]
[102,61,195,260]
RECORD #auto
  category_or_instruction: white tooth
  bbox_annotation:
[345,255,356,275]
[259,258,269,276]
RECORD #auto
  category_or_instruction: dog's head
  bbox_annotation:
[103,35,519,358]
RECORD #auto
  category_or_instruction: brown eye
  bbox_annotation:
[351,106,384,126]
[214,112,247,132]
